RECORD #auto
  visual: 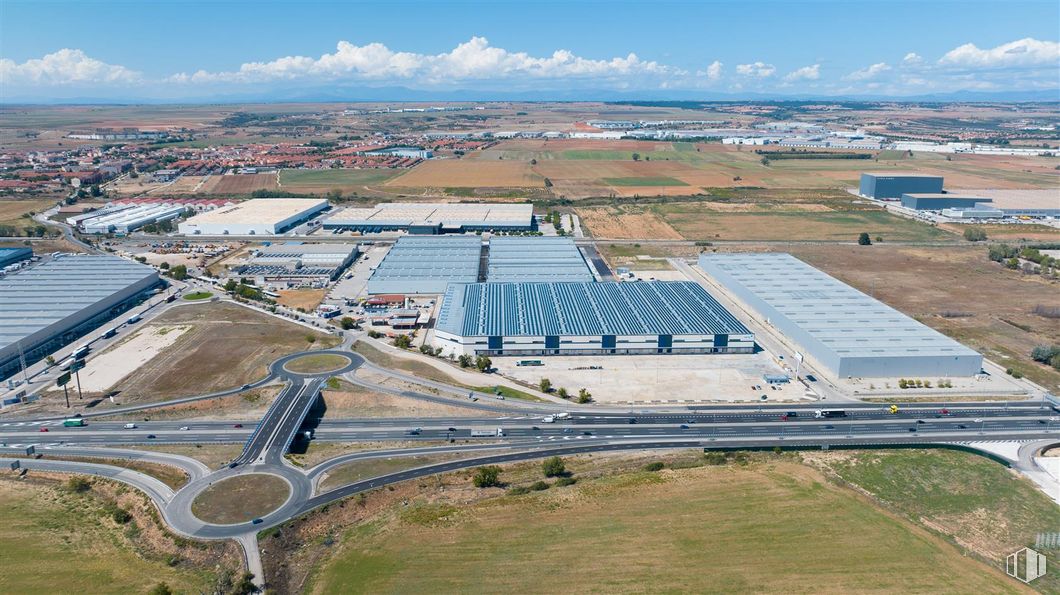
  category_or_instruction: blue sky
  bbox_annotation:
[2,0,1058,100]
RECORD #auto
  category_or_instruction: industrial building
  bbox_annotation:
[900,193,989,211]
[486,237,594,283]
[179,198,329,235]
[0,247,32,270]
[79,203,187,234]
[323,203,534,234]
[698,253,982,378]
[434,281,753,357]
[366,236,482,295]
[0,255,160,381]
[231,243,358,286]
[859,173,944,199]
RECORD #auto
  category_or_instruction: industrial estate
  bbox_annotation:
[1,40,1059,594]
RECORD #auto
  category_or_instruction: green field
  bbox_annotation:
[182,291,213,301]
[307,456,1024,593]
[0,480,223,594]
[284,353,351,374]
[603,176,689,187]
[280,168,400,193]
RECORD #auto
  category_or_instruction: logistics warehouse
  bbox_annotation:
[0,255,160,381]
[434,281,753,356]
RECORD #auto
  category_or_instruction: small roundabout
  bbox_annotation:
[190,473,291,525]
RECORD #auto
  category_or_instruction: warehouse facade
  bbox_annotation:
[434,281,753,357]
[859,173,944,199]
[900,193,990,210]
[698,253,982,378]
[367,236,482,294]
[232,243,359,286]
[0,255,160,380]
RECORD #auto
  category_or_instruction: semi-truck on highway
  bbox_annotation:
[814,409,847,419]
[470,428,505,438]
[62,418,86,427]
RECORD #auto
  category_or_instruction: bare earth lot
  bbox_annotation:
[112,302,338,400]
[387,159,543,188]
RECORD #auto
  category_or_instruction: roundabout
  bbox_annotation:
[282,353,352,375]
[190,473,291,525]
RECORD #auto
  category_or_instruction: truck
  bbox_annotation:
[100,327,118,340]
[470,428,505,438]
[62,418,86,427]
[814,409,847,419]
[554,412,570,420]
[542,415,556,423]
[72,344,90,360]
[126,314,142,324]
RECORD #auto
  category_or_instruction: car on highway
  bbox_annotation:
[447,427,457,432]
[123,423,137,429]
[805,374,817,382]
[916,419,925,424]
[973,418,983,423]
[39,427,48,432]
[679,424,690,429]
[228,462,239,469]
[179,426,189,431]
[562,428,572,434]
[241,384,251,391]
[957,424,968,429]
[908,427,917,432]
[628,418,637,424]
[408,428,422,435]
[252,518,263,525]
[146,434,156,439]
[233,424,244,428]
[786,411,798,418]
[824,425,835,430]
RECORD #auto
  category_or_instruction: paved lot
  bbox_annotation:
[494,352,804,404]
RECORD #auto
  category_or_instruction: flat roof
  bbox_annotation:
[901,193,990,200]
[947,189,1060,210]
[437,281,750,338]
[861,172,944,178]
[0,255,157,352]
[368,236,481,293]
[256,243,358,257]
[326,202,533,227]
[182,198,328,225]
[487,237,595,283]
[699,253,980,359]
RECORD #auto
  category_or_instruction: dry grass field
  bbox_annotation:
[387,160,544,188]
[577,207,683,239]
[0,198,56,230]
[112,302,339,399]
[279,168,401,194]
[191,474,290,524]
[275,288,327,311]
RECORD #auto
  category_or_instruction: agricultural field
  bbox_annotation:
[784,244,1060,389]
[297,451,1040,594]
[386,159,544,188]
[279,168,401,194]
[577,207,683,240]
[210,173,279,194]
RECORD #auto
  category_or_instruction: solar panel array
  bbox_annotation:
[437,281,749,338]
[487,237,595,283]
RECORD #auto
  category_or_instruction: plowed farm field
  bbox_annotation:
[211,173,279,194]
[387,160,543,188]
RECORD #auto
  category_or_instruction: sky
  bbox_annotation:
[1,0,1059,102]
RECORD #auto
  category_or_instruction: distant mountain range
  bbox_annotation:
[3,86,1058,105]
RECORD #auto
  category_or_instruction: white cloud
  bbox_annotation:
[172,37,675,85]
[735,61,775,78]
[939,37,1059,68]
[697,60,723,81]
[0,49,140,85]
[845,62,891,81]
[783,64,820,82]
[902,52,923,65]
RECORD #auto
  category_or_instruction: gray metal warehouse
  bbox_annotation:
[859,173,943,199]
[366,236,482,294]
[0,255,160,380]
[698,253,982,378]
[900,193,990,210]
[434,281,754,357]
[487,236,594,283]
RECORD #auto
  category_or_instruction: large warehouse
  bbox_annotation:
[367,236,482,294]
[698,253,982,378]
[487,236,594,283]
[179,198,328,235]
[232,243,359,285]
[900,193,990,211]
[323,202,534,234]
[859,173,944,199]
[434,281,754,357]
[0,255,160,380]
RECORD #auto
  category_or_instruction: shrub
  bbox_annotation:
[393,334,412,349]
[963,227,988,242]
[67,476,91,492]
[472,465,502,488]
[111,507,132,524]
[857,232,872,246]
[542,456,566,477]
[507,486,531,496]
[577,388,593,404]
[529,480,550,491]
[147,583,174,595]
[339,316,356,330]
[643,462,665,472]
[539,378,552,393]
[703,452,728,465]
[553,476,577,487]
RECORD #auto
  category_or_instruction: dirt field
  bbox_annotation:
[73,324,192,392]
[111,302,339,400]
[320,379,484,418]
[279,168,400,194]
[576,207,683,239]
[0,198,56,230]
[387,160,543,188]
[211,173,279,194]
[782,244,1060,389]
[275,288,327,311]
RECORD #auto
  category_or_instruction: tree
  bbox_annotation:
[760,156,770,166]
[557,387,569,399]
[159,261,170,270]
[231,573,257,595]
[857,232,872,246]
[67,476,91,493]
[305,334,317,344]
[631,152,641,162]
[472,465,502,488]
[577,388,593,404]
[539,378,552,393]
[1031,345,1060,364]
[393,334,412,349]
[147,583,174,595]
[166,264,188,280]
[963,227,988,242]
[339,316,356,330]
[45,355,55,366]
[542,456,566,477]
[475,355,492,372]
[530,158,538,165]
[458,354,473,368]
